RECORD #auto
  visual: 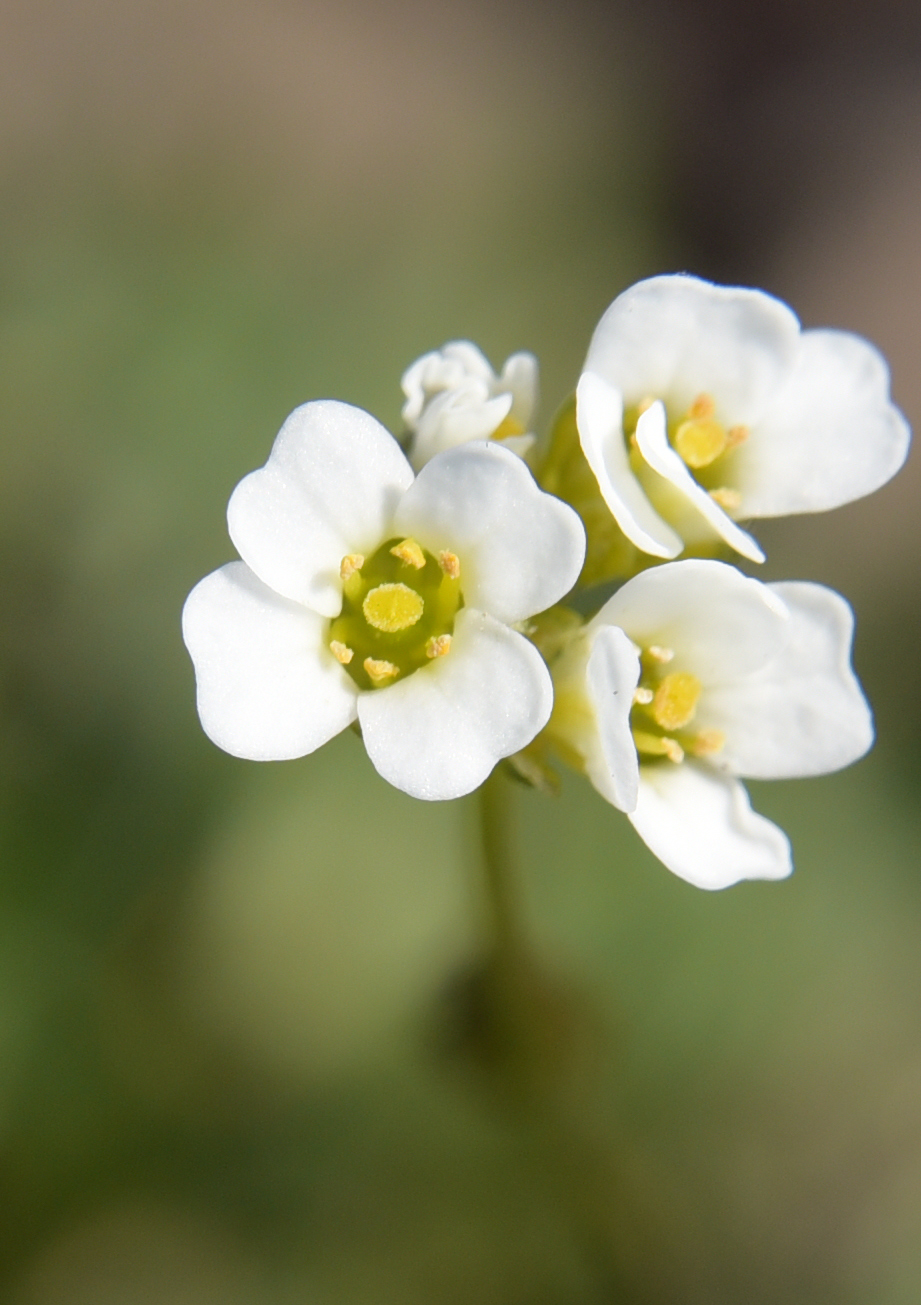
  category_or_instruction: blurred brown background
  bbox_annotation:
[1,1,920,1301]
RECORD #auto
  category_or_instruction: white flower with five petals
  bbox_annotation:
[402,341,538,470]
[182,400,585,801]
[577,274,910,562]
[547,560,873,889]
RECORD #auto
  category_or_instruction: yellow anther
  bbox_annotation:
[329,640,354,665]
[687,729,726,757]
[633,686,654,705]
[362,582,424,633]
[438,551,461,579]
[709,487,741,511]
[491,414,526,442]
[390,538,426,569]
[646,645,674,664]
[425,634,452,659]
[688,393,716,420]
[725,424,749,450]
[340,553,365,581]
[637,396,656,416]
[674,416,728,469]
[363,657,400,686]
[634,731,684,764]
[652,672,702,732]
[662,737,684,763]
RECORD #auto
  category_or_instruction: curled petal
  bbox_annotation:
[410,388,512,468]
[228,401,413,617]
[438,340,496,381]
[182,562,358,760]
[401,341,496,428]
[634,402,765,563]
[358,608,553,800]
[499,351,539,426]
[630,764,792,890]
[702,582,874,778]
[585,625,641,812]
[592,560,788,685]
[584,274,800,422]
[737,329,911,516]
[394,441,585,622]
[576,372,682,558]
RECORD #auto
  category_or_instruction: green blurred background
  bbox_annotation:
[1,0,920,1300]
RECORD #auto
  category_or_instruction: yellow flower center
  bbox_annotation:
[363,583,425,632]
[491,413,526,442]
[630,647,724,764]
[650,671,701,732]
[328,537,463,691]
[624,391,749,507]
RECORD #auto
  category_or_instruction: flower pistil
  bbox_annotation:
[630,651,725,765]
[328,536,463,690]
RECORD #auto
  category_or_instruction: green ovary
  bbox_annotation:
[328,537,463,691]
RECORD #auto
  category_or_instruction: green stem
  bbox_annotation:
[471,769,673,1299]
[478,765,521,959]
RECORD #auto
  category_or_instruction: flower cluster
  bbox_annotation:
[183,274,909,889]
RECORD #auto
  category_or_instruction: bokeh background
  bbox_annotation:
[1,0,920,1300]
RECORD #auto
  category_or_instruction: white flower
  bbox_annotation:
[548,560,873,889]
[577,274,910,562]
[182,400,585,801]
[401,340,539,469]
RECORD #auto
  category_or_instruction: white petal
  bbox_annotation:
[409,389,512,468]
[182,562,358,761]
[703,582,874,778]
[634,402,766,563]
[584,274,800,422]
[227,401,413,617]
[357,608,553,801]
[441,340,495,382]
[400,351,437,425]
[584,625,641,812]
[576,372,682,558]
[630,764,792,890]
[593,560,788,684]
[736,329,911,516]
[496,433,537,460]
[500,351,539,426]
[401,342,495,428]
[394,441,585,622]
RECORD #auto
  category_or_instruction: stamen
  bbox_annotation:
[646,645,674,664]
[709,487,741,511]
[652,672,702,732]
[637,396,656,416]
[363,582,424,633]
[687,729,726,757]
[633,686,654,705]
[662,737,684,763]
[438,551,461,579]
[634,731,684,763]
[329,640,353,665]
[725,424,749,450]
[688,393,716,420]
[425,634,452,659]
[363,657,400,686]
[340,553,364,581]
[390,538,426,569]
